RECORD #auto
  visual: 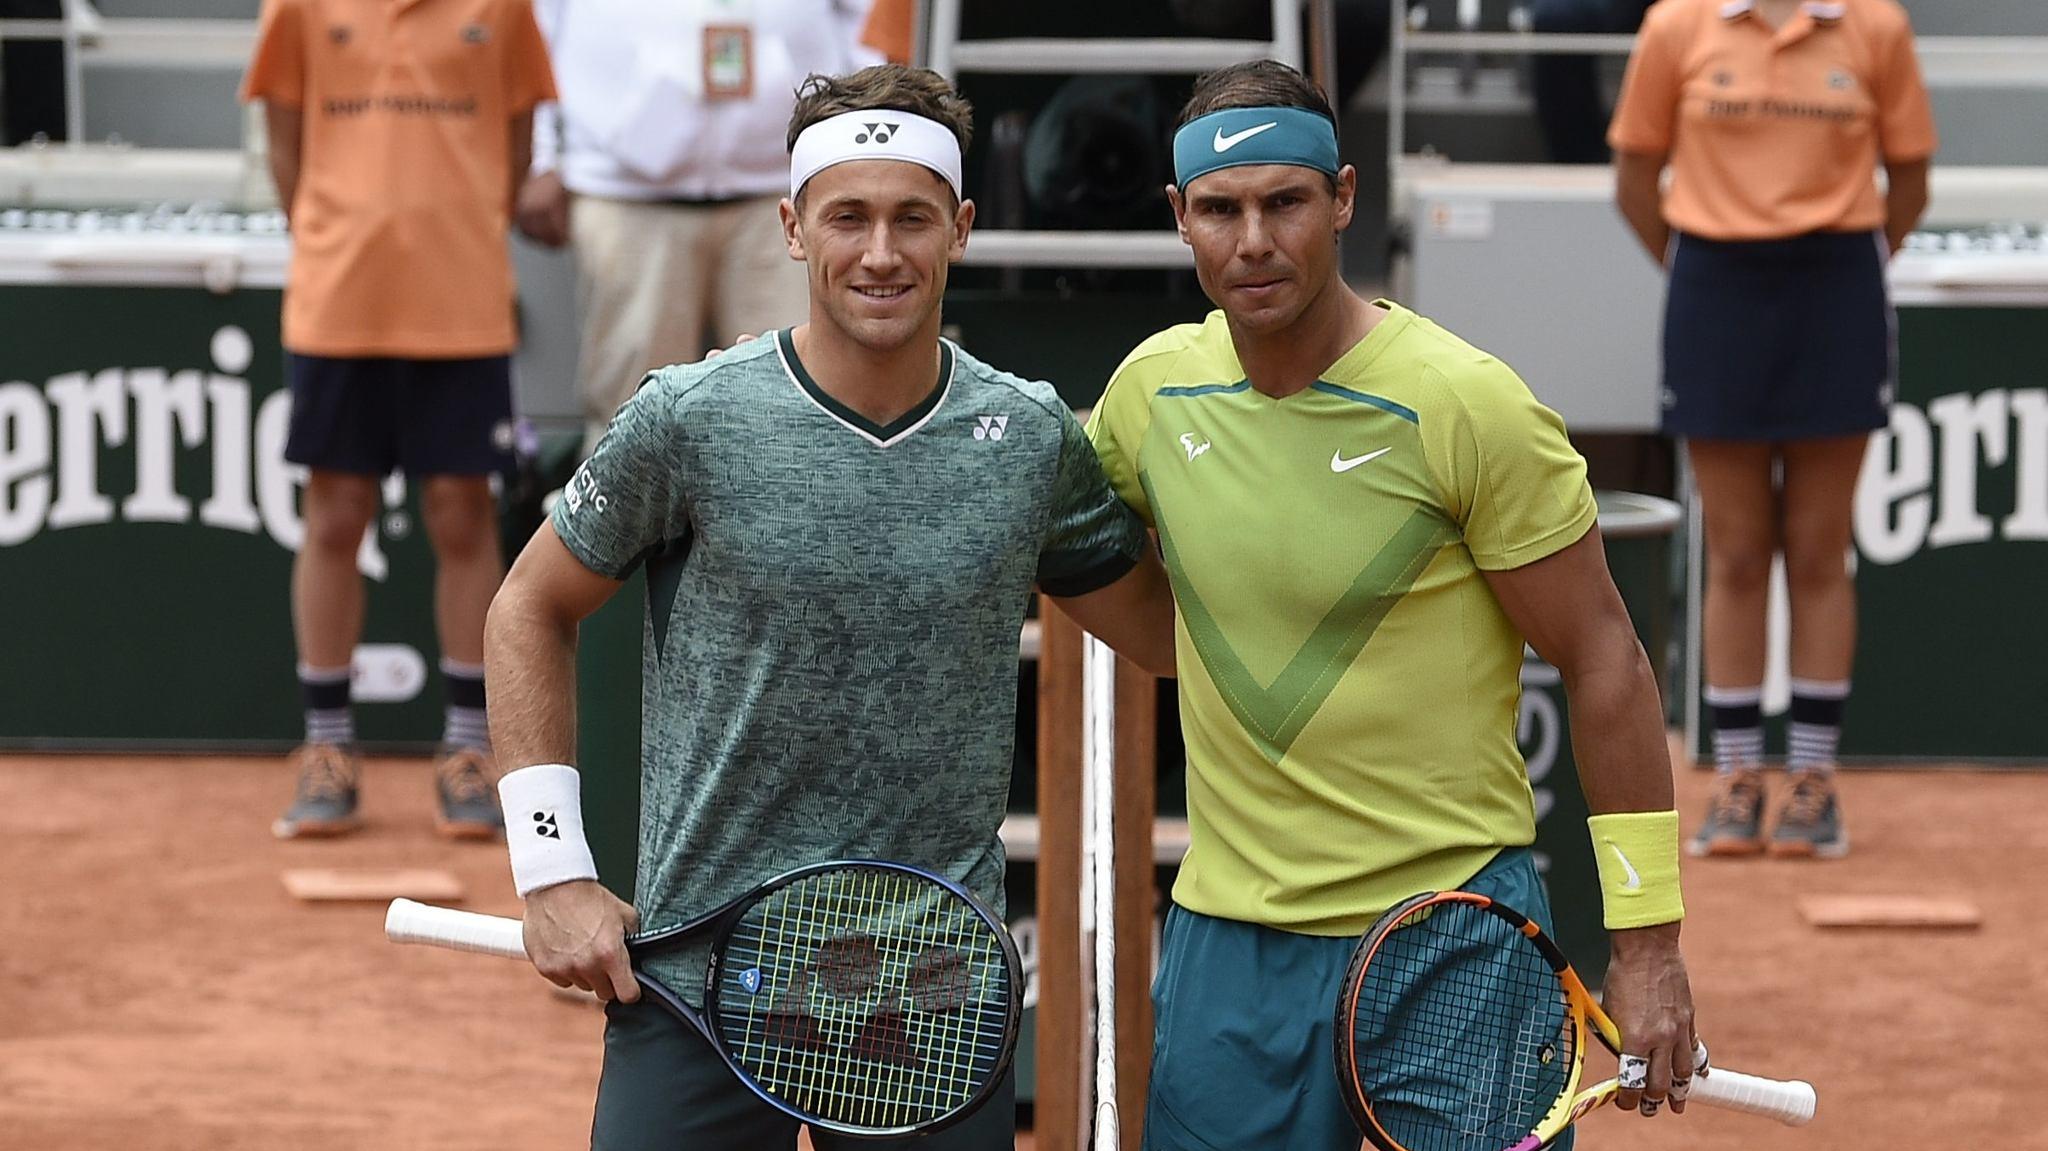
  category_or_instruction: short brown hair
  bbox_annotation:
[1176,60,1336,130]
[785,65,975,154]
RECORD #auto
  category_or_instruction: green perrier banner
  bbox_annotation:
[0,285,444,747]
[1843,306,2048,759]
[1688,304,2048,762]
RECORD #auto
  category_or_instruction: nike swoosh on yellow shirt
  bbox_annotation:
[1330,447,1394,472]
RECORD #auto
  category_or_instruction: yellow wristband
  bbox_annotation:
[1587,810,1685,929]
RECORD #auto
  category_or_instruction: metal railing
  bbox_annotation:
[1385,1,2048,185]
[923,0,1338,270]
[0,1,256,145]
[6,2,2043,261]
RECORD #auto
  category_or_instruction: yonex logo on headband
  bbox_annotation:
[790,110,964,199]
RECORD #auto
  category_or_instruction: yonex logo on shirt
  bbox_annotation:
[532,811,561,839]
[855,122,900,145]
[973,415,1009,441]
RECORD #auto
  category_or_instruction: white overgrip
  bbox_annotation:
[385,898,530,960]
[1687,1067,1817,1126]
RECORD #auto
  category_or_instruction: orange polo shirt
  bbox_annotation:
[1609,0,1936,241]
[241,0,556,358]
[860,0,915,64]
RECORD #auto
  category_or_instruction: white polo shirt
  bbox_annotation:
[531,0,879,201]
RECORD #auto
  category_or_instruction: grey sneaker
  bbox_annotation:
[434,745,502,840]
[1687,768,1766,857]
[273,743,363,839]
[1769,771,1849,859]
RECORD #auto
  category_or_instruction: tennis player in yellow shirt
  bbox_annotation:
[1086,61,1701,1151]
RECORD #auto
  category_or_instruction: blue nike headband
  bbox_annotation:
[1172,106,1340,190]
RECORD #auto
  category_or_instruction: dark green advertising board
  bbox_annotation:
[0,283,444,747]
[1687,300,2048,762]
[1843,305,2048,759]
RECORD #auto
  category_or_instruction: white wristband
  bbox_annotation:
[497,763,600,897]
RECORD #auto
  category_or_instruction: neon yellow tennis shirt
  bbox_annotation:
[1087,302,1598,935]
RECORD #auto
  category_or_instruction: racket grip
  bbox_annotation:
[1688,1067,1816,1126]
[1091,1103,1120,1151]
[385,898,530,960]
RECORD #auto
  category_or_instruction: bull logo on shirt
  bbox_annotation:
[854,122,899,145]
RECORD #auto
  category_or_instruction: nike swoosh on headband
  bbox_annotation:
[1213,122,1279,152]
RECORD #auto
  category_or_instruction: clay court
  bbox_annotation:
[4,748,2040,1150]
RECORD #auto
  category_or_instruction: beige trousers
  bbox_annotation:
[570,194,810,447]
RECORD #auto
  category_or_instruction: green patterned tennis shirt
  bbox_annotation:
[552,330,1145,998]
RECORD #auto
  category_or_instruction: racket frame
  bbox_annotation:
[1336,890,1594,1151]
[397,858,1022,1139]
[1334,889,1812,1151]
[653,859,1023,1138]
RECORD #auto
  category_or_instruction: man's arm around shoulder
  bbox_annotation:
[1046,543,1176,678]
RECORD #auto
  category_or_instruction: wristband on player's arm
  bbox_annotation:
[1586,810,1685,929]
[497,763,600,897]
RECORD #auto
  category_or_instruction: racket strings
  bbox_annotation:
[715,867,1013,1131]
[1350,902,1575,1151]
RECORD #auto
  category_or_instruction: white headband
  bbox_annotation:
[788,110,964,200]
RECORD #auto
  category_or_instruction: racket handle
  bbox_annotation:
[1091,1102,1120,1151]
[1688,1067,1817,1126]
[385,898,529,960]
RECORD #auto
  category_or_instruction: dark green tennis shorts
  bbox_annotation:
[1142,847,1576,1151]
[591,997,1017,1151]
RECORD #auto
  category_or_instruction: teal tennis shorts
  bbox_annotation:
[1142,847,1574,1151]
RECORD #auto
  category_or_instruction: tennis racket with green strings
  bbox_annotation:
[387,859,1021,1139]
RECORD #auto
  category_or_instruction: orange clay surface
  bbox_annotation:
[3,751,2041,1149]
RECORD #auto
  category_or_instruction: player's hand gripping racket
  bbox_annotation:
[387,860,1022,1139]
[1334,891,1815,1151]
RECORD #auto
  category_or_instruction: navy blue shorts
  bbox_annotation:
[283,353,515,477]
[591,998,1016,1151]
[1661,230,1894,441]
